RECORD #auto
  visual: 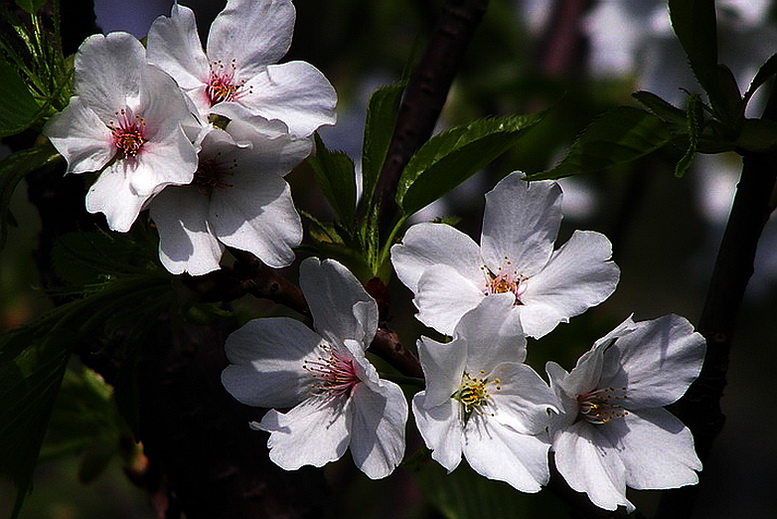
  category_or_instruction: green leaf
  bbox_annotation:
[743,53,777,107]
[735,118,777,153]
[0,59,42,137]
[527,107,672,180]
[396,113,544,215]
[361,82,405,210]
[675,93,703,178]
[668,0,718,96]
[308,134,357,227]
[632,91,686,126]
[0,143,62,248]
[15,0,48,14]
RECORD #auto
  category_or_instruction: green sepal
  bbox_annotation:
[527,107,672,180]
[308,134,357,228]
[396,112,544,215]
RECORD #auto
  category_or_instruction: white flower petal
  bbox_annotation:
[600,315,706,408]
[222,317,324,408]
[84,161,149,232]
[391,222,484,292]
[519,230,619,338]
[128,124,197,196]
[455,294,526,370]
[412,394,464,472]
[73,33,144,122]
[211,175,301,268]
[207,0,296,75]
[224,117,313,174]
[552,421,634,512]
[463,418,551,492]
[213,61,337,137]
[481,175,562,277]
[256,396,351,470]
[300,258,378,348]
[147,4,210,92]
[416,336,467,409]
[490,363,557,435]
[149,187,223,276]
[600,407,702,490]
[349,380,408,479]
[415,264,486,336]
[43,98,114,174]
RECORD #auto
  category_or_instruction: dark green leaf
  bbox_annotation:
[527,107,672,180]
[712,64,743,127]
[361,83,405,210]
[676,94,703,178]
[396,113,544,215]
[632,91,686,126]
[743,53,777,107]
[735,119,777,153]
[0,59,42,137]
[0,143,61,248]
[308,134,357,227]
[668,0,718,96]
[14,0,47,14]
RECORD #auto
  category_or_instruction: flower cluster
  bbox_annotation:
[44,0,336,275]
[221,171,707,513]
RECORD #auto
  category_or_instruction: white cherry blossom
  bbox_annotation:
[221,257,408,479]
[43,32,198,232]
[546,314,706,512]
[413,294,558,492]
[147,0,337,138]
[391,172,620,338]
[149,117,310,275]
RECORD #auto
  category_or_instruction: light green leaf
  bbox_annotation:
[396,113,544,215]
[308,134,357,227]
[361,83,405,210]
[0,143,62,249]
[668,0,718,96]
[0,59,42,137]
[527,107,672,180]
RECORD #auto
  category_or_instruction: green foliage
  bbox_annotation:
[0,59,42,137]
[668,0,718,99]
[527,107,672,180]
[361,82,405,211]
[675,94,703,178]
[308,134,357,229]
[0,143,62,249]
[15,0,48,14]
[744,53,777,107]
[395,113,544,215]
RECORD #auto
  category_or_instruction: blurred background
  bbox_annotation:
[1,0,776,517]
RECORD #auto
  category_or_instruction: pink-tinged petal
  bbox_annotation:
[149,187,223,275]
[210,175,301,268]
[391,222,484,293]
[213,61,337,138]
[600,315,706,408]
[222,317,325,408]
[147,4,210,91]
[519,230,619,338]
[84,161,148,232]
[481,175,561,277]
[255,396,352,470]
[300,258,378,349]
[138,64,197,143]
[416,336,467,409]
[455,294,526,371]
[489,363,557,435]
[74,33,144,122]
[414,264,486,336]
[552,421,634,512]
[412,394,464,472]
[207,0,295,74]
[349,380,408,479]
[43,98,114,174]
[463,417,551,492]
[599,408,702,490]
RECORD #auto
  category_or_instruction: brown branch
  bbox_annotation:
[655,87,777,518]
[373,0,489,232]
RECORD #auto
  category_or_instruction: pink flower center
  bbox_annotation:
[192,152,237,196]
[206,59,250,106]
[109,108,147,159]
[577,386,628,425]
[482,259,527,304]
[304,345,361,399]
